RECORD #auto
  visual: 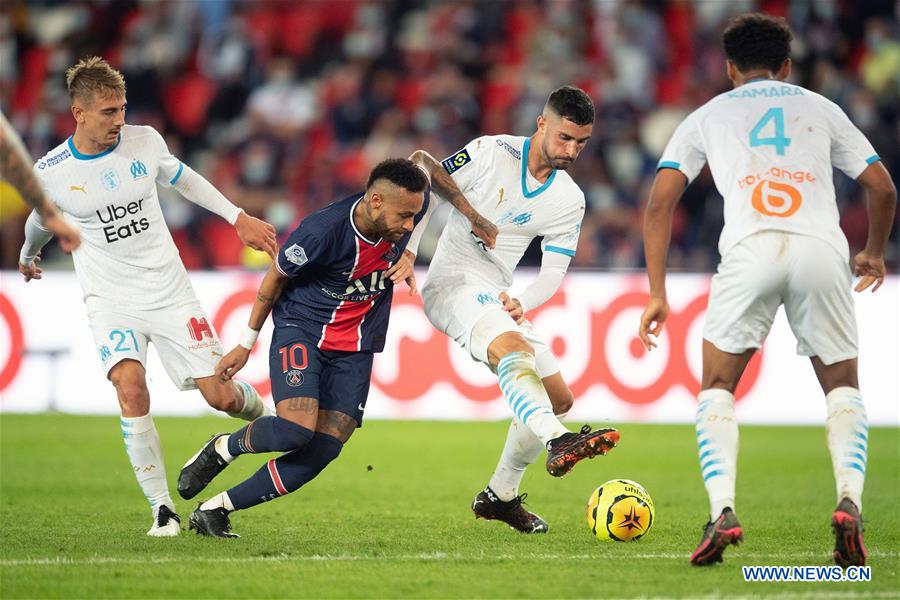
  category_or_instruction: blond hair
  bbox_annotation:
[65,56,126,102]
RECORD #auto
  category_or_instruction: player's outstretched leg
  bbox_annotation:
[228,380,275,420]
[832,497,866,567]
[472,487,548,533]
[690,508,743,566]
[178,416,314,499]
[491,346,618,477]
[190,432,343,538]
[695,389,739,525]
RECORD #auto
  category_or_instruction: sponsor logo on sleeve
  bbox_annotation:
[44,148,71,168]
[441,149,471,174]
[284,244,308,267]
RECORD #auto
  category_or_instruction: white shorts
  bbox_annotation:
[421,278,559,377]
[703,231,857,365]
[89,300,223,390]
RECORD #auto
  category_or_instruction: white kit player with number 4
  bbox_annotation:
[639,14,896,568]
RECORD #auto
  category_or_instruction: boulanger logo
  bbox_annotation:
[751,180,802,218]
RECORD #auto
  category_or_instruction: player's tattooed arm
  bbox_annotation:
[248,262,287,330]
[1,114,80,253]
[408,149,498,248]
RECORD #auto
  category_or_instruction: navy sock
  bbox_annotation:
[227,433,343,510]
[227,416,314,456]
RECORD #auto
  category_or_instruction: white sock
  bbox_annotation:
[496,352,568,445]
[200,491,235,512]
[489,410,569,501]
[214,434,235,463]
[120,414,172,510]
[228,380,272,420]
[825,386,867,513]
[696,389,738,520]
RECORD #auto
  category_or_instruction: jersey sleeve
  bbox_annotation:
[820,99,880,179]
[540,197,585,258]
[657,112,707,183]
[148,127,186,187]
[441,136,492,193]
[275,220,326,278]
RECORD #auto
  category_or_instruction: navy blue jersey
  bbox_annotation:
[273,192,429,352]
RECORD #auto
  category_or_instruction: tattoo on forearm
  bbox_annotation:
[257,292,274,305]
[0,136,51,213]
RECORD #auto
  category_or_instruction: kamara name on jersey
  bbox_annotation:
[96,198,150,243]
[727,85,805,99]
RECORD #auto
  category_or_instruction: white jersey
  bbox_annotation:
[658,79,879,260]
[427,135,585,290]
[35,125,194,312]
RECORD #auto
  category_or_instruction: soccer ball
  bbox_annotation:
[586,479,655,542]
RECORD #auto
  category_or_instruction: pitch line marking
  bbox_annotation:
[1,550,897,567]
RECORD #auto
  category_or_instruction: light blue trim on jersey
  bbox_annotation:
[865,154,880,165]
[521,138,557,199]
[658,160,681,170]
[67,135,120,160]
[170,161,185,185]
[545,245,575,257]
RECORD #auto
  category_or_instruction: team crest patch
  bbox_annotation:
[284,244,308,267]
[476,292,500,306]
[382,244,401,262]
[441,148,471,174]
[101,168,121,191]
[130,159,148,180]
[98,345,112,362]
[285,369,304,387]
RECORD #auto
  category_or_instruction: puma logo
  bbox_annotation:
[495,187,505,207]
[70,182,87,194]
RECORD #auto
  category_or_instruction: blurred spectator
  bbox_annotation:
[1,0,896,271]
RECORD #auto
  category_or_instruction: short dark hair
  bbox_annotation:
[366,158,428,192]
[545,86,594,126]
[722,13,793,73]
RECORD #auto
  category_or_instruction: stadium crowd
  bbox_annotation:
[1,0,897,270]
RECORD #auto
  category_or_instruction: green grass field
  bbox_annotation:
[1,415,897,598]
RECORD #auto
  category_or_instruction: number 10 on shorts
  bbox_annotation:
[279,343,308,373]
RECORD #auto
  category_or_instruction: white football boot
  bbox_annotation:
[147,504,181,537]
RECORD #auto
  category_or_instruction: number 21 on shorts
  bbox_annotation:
[750,107,791,155]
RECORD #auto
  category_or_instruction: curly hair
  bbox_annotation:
[366,158,428,192]
[722,13,793,74]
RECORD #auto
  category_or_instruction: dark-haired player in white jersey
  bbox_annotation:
[18,57,279,537]
[411,86,620,534]
[639,14,896,567]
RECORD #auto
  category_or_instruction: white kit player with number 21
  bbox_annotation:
[17,57,280,537]
[409,86,621,534]
[639,14,896,567]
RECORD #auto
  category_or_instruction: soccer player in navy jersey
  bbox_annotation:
[178,157,493,537]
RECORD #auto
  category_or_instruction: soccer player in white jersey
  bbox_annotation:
[408,87,620,533]
[638,15,896,567]
[17,57,280,537]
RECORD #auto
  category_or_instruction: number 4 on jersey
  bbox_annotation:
[750,107,791,156]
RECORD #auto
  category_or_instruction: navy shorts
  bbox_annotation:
[268,328,374,427]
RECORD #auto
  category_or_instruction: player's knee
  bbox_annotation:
[487,333,534,365]
[275,418,315,451]
[200,382,242,413]
[280,433,343,493]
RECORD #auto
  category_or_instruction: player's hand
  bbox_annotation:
[234,211,277,259]
[852,250,886,293]
[639,296,669,351]
[42,212,81,253]
[18,254,43,282]
[216,346,251,381]
[470,213,498,249]
[385,249,417,295]
[499,291,524,325]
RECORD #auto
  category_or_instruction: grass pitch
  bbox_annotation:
[1,415,897,598]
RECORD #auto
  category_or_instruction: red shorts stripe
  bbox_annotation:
[267,459,288,495]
